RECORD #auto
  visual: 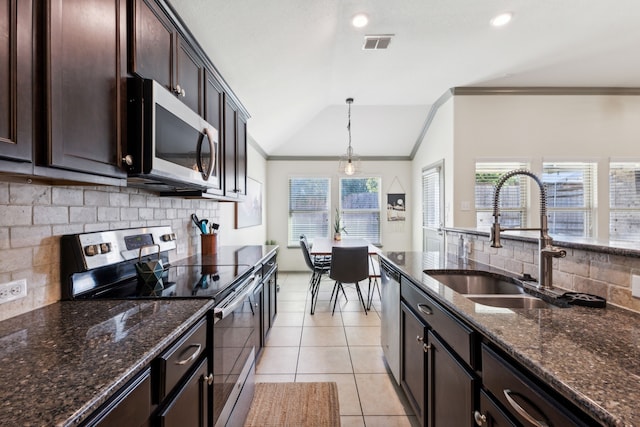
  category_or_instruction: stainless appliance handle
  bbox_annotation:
[197,127,216,180]
[214,275,259,321]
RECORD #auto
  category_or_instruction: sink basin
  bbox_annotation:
[467,295,551,309]
[425,271,525,295]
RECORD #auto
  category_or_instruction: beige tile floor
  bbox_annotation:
[255,272,419,427]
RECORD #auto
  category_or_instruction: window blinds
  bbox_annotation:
[610,162,640,241]
[288,177,330,245]
[475,162,528,229]
[340,177,381,244]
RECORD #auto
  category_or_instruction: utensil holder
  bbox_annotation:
[201,234,218,256]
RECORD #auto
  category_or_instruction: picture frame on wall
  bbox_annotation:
[235,178,262,228]
[387,193,406,221]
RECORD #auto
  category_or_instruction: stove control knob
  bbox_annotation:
[161,233,176,242]
[100,243,112,254]
[84,245,99,257]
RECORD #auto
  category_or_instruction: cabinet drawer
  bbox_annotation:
[401,277,475,368]
[482,344,592,427]
[477,389,516,427]
[153,317,208,402]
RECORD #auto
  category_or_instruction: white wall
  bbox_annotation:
[410,98,455,251]
[220,141,268,246]
[266,159,412,271]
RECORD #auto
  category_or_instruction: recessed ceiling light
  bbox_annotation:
[352,13,369,28]
[490,12,513,27]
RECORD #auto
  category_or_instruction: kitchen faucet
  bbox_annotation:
[489,169,566,289]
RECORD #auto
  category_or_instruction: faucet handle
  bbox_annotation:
[489,223,502,248]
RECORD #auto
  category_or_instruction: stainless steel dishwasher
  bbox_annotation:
[380,258,401,384]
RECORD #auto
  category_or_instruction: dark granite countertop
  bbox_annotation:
[0,244,277,426]
[0,299,213,426]
[381,250,640,426]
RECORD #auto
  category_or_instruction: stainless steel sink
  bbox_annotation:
[425,271,525,295]
[466,295,551,309]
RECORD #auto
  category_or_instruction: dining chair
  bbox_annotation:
[367,255,381,310]
[300,236,330,314]
[300,234,331,265]
[329,246,369,315]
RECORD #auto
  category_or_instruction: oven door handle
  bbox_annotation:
[214,275,259,321]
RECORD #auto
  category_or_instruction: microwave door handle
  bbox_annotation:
[196,128,216,180]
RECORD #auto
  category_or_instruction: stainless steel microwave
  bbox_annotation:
[124,78,221,193]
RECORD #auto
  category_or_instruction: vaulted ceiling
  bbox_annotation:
[170,0,640,159]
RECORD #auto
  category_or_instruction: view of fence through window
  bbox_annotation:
[610,162,640,241]
[542,162,595,237]
[475,163,528,229]
[340,177,381,244]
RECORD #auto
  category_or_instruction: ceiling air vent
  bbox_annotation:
[362,34,393,50]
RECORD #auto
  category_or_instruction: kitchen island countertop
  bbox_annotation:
[382,250,640,426]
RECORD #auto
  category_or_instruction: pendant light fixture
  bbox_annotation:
[338,97,360,176]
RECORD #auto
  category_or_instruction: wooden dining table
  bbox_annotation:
[309,237,379,256]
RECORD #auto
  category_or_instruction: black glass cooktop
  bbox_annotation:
[81,264,253,301]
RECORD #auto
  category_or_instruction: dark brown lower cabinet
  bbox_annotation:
[84,368,151,427]
[155,357,209,427]
[475,390,516,427]
[428,331,476,426]
[401,301,427,426]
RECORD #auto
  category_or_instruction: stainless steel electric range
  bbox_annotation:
[61,226,261,427]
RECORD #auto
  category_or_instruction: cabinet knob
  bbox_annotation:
[204,373,213,385]
[416,335,423,342]
[422,343,431,353]
[122,155,133,166]
[174,84,186,97]
[473,411,487,426]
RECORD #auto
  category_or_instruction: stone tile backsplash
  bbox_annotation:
[0,181,219,321]
[448,231,640,313]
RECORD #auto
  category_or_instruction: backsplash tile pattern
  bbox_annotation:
[0,181,219,321]
[448,231,640,313]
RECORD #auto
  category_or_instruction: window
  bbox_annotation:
[422,164,444,252]
[610,162,640,241]
[475,162,528,229]
[288,177,330,246]
[542,162,596,237]
[339,177,381,244]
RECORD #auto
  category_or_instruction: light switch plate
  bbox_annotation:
[460,201,471,211]
[632,275,640,298]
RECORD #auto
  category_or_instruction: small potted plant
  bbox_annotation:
[333,208,347,241]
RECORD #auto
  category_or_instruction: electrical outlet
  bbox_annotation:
[632,275,640,298]
[0,279,27,304]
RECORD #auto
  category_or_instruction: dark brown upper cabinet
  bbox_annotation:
[204,70,224,196]
[224,97,247,199]
[0,0,34,173]
[41,0,127,181]
[130,0,203,115]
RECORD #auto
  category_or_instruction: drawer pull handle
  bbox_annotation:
[417,303,433,315]
[473,411,487,426]
[175,343,202,365]
[503,389,549,427]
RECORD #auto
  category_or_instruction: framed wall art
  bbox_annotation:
[235,178,263,228]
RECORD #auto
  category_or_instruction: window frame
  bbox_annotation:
[287,176,331,247]
[475,162,529,230]
[542,161,597,237]
[338,176,382,245]
[609,161,640,241]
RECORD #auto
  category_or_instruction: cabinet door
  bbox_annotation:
[88,368,151,427]
[45,0,126,178]
[235,114,247,196]
[176,36,202,114]
[131,0,173,92]
[0,0,33,167]
[223,98,238,198]
[203,71,224,195]
[428,331,476,427]
[401,302,427,426]
[476,390,517,427]
[156,357,209,427]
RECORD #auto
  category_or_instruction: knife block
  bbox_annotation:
[201,234,218,256]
